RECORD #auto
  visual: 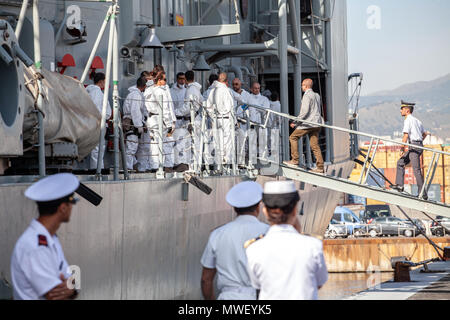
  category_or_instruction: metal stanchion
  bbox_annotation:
[96,3,116,178]
[33,0,45,177]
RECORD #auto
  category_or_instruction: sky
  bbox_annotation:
[347,0,450,96]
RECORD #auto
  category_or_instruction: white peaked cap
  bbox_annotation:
[226,181,263,208]
[25,173,80,202]
[263,181,297,194]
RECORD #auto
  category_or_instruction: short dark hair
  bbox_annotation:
[36,194,74,216]
[185,70,195,82]
[271,92,279,102]
[136,76,147,88]
[140,71,151,78]
[208,73,218,85]
[93,72,105,84]
[402,105,414,113]
[234,203,259,215]
[176,72,185,79]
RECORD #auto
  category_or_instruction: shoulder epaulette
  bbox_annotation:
[38,234,48,247]
[244,234,264,249]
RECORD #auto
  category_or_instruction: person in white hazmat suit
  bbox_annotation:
[145,72,177,171]
[85,72,112,170]
[206,73,236,167]
[268,92,281,161]
[231,78,252,167]
[202,74,219,167]
[247,82,270,165]
[122,77,147,171]
[137,71,156,171]
[182,71,204,170]
[170,72,191,171]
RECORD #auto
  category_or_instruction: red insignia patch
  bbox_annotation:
[38,234,48,247]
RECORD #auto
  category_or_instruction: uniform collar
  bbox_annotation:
[235,214,259,222]
[266,224,297,235]
[30,219,56,247]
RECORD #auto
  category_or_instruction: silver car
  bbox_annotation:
[325,219,348,239]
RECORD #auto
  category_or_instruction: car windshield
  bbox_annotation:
[365,208,390,219]
[330,219,339,224]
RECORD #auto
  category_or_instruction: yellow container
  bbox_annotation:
[424,166,445,184]
[367,198,385,205]
[444,166,450,187]
[423,145,444,167]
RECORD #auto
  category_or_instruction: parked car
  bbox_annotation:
[368,217,416,237]
[332,206,366,236]
[410,218,426,235]
[360,204,392,224]
[431,216,450,237]
[325,219,348,239]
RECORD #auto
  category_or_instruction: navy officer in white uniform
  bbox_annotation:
[10,173,82,300]
[245,181,328,300]
[200,181,269,300]
[392,101,430,199]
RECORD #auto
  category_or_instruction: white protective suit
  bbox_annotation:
[232,89,252,166]
[86,84,112,170]
[183,82,203,167]
[170,83,190,166]
[268,100,281,161]
[247,93,270,164]
[206,81,236,165]
[145,85,177,170]
[122,86,146,171]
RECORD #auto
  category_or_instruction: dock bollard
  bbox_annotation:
[444,247,450,261]
[391,256,411,282]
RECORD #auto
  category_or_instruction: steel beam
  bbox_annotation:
[278,0,290,161]
[154,24,240,44]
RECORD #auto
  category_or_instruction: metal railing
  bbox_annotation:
[246,102,450,199]
[103,95,284,180]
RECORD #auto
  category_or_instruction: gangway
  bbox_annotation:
[243,104,450,218]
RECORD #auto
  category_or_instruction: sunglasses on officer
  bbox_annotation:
[67,195,79,205]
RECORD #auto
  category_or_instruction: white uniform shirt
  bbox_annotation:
[201,215,269,299]
[10,220,71,300]
[247,93,270,124]
[246,224,328,300]
[123,86,146,128]
[86,84,112,120]
[206,81,235,116]
[403,114,425,142]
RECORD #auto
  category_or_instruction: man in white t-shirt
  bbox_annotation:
[392,101,430,199]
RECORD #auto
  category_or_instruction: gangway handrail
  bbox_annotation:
[245,103,450,157]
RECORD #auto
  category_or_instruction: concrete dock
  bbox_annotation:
[323,237,450,272]
[346,260,450,300]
